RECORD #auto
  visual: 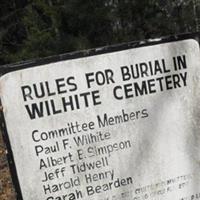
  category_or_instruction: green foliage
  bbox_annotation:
[0,0,200,65]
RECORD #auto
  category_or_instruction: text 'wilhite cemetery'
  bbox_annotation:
[22,55,186,119]
[0,39,200,200]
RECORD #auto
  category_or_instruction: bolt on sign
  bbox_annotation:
[0,34,200,200]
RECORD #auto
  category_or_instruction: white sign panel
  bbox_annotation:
[0,39,200,200]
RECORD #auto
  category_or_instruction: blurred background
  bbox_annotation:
[0,0,200,199]
[0,0,200,65]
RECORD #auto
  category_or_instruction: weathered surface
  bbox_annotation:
[0,130,16,200]
[0,39,200,200]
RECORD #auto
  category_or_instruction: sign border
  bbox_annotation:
[0,32,200,200]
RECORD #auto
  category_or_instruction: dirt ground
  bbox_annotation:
[0,129,16,200]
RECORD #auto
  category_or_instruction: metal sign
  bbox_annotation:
[0,33,200,200]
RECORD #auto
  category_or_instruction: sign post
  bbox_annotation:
[0,34,200,200]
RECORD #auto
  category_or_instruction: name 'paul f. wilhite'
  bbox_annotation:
[20,55,188,120]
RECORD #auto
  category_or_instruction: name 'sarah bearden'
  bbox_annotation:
[20,55,187,119]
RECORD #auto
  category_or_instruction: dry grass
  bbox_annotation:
[0,131,16,200]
